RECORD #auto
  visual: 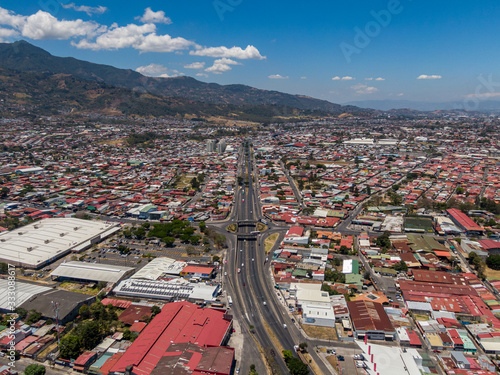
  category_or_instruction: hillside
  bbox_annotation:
[0,40,370,115]
[0,67,332,122]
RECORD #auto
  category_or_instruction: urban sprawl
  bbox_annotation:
[0,114,500,375]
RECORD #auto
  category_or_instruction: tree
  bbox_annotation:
[198,221,206,232]
[486,255,500,270]
[0,186,9,198]
[59,335,81,359]
[24,364,46,375]
[151,305,161,316]
[339,245,349,255]
[26,310,42,325]
[393,261,408,272]
[15,307,28,319]
[76,320,101,350]
[162,236,175,247]
[0,262,8,274]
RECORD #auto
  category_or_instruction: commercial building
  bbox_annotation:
[110,301,233,375]
[131,257,187,281]
[447,208,485,236]
[347,300,396,341]
[0,218,119,269]
[50,261,135,284]
[113,278,220,303]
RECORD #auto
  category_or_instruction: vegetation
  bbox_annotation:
[24,364,46,375]
[282,350,309,375]
[486,255,500,270]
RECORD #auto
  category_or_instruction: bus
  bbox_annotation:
[250,231,260,235]
[227,296,233,306]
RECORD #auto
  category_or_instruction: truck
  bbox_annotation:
[227,296,233,306]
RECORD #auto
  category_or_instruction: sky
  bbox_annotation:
[0,0,500,104]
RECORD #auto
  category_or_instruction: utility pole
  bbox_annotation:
[52,301,60,347]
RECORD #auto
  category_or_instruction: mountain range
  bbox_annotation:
[0,40,372,118]
[346,99,500,112]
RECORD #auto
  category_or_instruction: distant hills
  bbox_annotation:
[345,99,500,112]
[0,40,372,117]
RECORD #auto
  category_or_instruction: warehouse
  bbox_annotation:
[347,300,396,341]
[0,218,120,269]
[113,278,220,303]
[50,261,135,284]
[110,301,233,375]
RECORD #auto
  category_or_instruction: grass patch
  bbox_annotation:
[326,355,338,369]
[301,324,338,340]
[413,314,430,321]
[264,233,279,253]
[175,174,195,189]
[226,223,237,233]
[303,352,322,375]
[59,282,101,295]
[257,222,267,232]
[484,266,500,280]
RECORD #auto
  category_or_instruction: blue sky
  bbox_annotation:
[1,0,500,103]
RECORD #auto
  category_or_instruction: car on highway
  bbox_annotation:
[236,368,240,374]
[241,263,244,267]
[237,268,241,273]
[337,355,344,361]
[283,324,287,329]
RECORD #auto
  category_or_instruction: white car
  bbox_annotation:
[241,263,244,267]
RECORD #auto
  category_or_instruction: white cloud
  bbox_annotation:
[268,74,289,79]
[397,93,404,96]
[191,45,265,60]
[22,10,101,39]
[333,76,354,81]
[352,83,378,94]
[205,58,241,74]
[73,23,196,53]
[137,7,172,25]
[0,27,18,41]
[375,77,385,81]
[135,33,196,53]
[0,7,27,30]
[184,62,205,69]
[73,23,155,50]
[196,73,209,78]
[365,77,373,81]
[300,76,307,80]
[417,74,442,80]
[135,63,175,76]
[465,92,500,99]
[62,3,107,16]
[0,7,100,40]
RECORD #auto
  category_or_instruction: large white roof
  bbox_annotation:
[0,279,52,311]
[0,218,119,268]
[50,261,134,283]
[131,257,187,280]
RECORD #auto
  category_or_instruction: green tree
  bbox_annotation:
[198,221,206,232]
[24,364,46,375]
[486,255,500,270]
[15,307,28,319]
[79,305,90,319]
[76,320,101,350]
[0,262,8,274]
[59,335,81,359]
[25,310,42,325]
[162,236,176,247]
[393,261,408,272]
[151,305,161,316]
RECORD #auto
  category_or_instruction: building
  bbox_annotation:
[347,300,396,340]
[180,264,215,280]
[479,239,500,255]
[50,261,135,284]
[19,287,95,324]
[0,218,119,269]
[131,257,187,281]
[113,278,220,303]
[447,209,485,236]
[109,301,233,375]
[217,139,227,153]
[206,139,217,153]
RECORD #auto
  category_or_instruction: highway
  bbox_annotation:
[215,141,334,375]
